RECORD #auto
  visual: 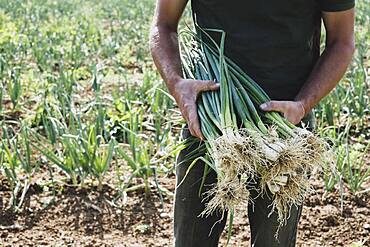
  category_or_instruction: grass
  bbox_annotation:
[0,0,368,221]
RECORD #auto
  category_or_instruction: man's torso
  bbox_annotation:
[191,0,322,100]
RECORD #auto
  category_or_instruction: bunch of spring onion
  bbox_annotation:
[179,28,332,233]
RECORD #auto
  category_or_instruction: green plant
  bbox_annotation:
[1,126,36,210]
[8,68,22,109]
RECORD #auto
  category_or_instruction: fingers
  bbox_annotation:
[182,102,204,140]
[188,110,204,140]
[196,80,220,93]
[260,101,305,125]
[260,100,290,112]
[177,79,219,140]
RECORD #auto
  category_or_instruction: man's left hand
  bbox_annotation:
[260,101,306,125]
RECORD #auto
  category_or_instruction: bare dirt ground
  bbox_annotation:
[0,175,369,247]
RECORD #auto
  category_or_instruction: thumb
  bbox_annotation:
[197,80,220,92]
[260,101,288,112]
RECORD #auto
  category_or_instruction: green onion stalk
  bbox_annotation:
[179,28,333,235]
[180,32,253,217]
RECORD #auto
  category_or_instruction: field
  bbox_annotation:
[0,0,369,246]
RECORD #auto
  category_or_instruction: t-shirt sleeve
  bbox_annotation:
[319,0,355,12]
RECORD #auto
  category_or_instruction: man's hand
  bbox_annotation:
[260,101,306,125]
[151,0,216,140]
[171,79,219,140]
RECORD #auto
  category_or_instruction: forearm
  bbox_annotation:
[150,25,183,95]
[149,24,219,140]
[295,41,355,114]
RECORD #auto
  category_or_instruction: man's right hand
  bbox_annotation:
[150,1,219,140]
[171,78,220,141]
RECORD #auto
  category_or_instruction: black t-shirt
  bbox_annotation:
[191,0,355,100]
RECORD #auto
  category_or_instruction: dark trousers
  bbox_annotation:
[173,113,315,247]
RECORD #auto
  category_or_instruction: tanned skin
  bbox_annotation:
[150,0,355,140]
[261,10,355,123]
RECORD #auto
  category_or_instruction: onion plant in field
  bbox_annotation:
[1,127,38,210]
[0,82,3,113]
[321,121,370,194]
[7,69,22,109]
[29,67,116,190]
[109,70,180,196]
[30,107,116,190]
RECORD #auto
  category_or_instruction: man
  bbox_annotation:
[150,0,355,246]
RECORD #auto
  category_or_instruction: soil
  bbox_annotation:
[0,175,369,247]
